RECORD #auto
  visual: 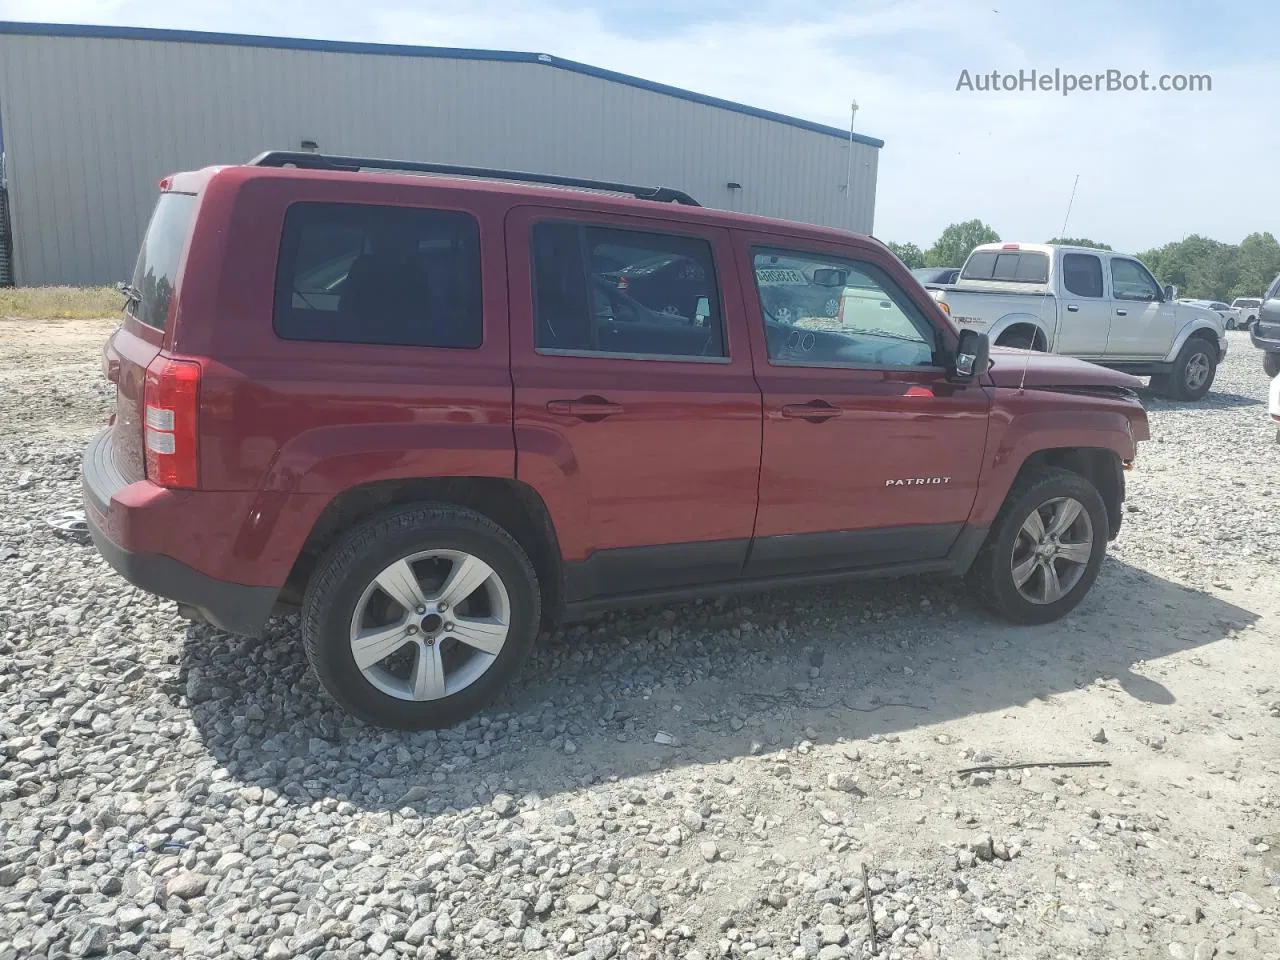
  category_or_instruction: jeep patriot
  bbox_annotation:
[83,152,1150,729]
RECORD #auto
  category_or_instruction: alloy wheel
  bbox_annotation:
[348,549,510,701]
[1185,351,1211,391]
[1010,496,1094,605]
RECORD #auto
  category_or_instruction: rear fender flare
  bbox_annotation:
[234,422,516,585]
[988,313,1052,349]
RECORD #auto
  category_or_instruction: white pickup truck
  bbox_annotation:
[930,243,1228,400]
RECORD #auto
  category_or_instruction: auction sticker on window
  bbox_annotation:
[755,268,808,285]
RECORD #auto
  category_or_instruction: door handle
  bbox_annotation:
[1066,304,1079,312]
[780,400,843,421]
[1115,309,1128,316]
[546,397,624,420]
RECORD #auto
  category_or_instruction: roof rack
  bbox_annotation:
[247,151,700,206]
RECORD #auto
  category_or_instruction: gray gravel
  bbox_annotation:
[2,321,1279,959]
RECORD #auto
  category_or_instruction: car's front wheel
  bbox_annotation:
[302,504,540,730]
[1166,337,1217,401]
[968,468,1108,625]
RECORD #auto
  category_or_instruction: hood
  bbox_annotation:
[986,347,1143,392]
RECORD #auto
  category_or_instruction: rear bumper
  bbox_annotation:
[1251,323,1280,353]
[82,430,277,635]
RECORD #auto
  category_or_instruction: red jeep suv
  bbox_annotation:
[83,152,1150,730]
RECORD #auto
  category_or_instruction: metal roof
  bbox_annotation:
[0,20,885,149]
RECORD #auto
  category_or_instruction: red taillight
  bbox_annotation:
[143,357,201,488]
[159,177,172,190]
[1001,243,1020,250]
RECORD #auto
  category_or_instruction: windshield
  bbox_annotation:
[1234,299,1260,308]
[127,192,197,330]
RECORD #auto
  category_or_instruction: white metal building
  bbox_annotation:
[0,21,883,287]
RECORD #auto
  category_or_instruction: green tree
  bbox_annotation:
[1231,232,1280,299]
[885,241,925,269]
[1139,235,1237,301]
[926,220,1000,268]
[1046,237,1112,250]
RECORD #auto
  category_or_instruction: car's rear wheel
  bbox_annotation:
[1166,337,1217,401]
[302,504,540,730]
[996,329,1039,351]
[967,467,1108,625]
[1265,352,1280,378]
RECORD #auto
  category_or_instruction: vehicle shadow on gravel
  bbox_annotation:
[181,557,1258,815]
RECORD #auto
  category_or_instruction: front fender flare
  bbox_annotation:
[967,405,1138,529]
[1164,319,1224,362]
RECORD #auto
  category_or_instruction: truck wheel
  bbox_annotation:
[1265,352,1280,378]
[967,467,1108,625]
[1166,338,1217,401]
[302,504,541,730]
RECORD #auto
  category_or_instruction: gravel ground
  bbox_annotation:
[2,320,1278,960]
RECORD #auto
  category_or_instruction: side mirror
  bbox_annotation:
[951,329,990,382]
[811,268,847,287]
[1163,284,1177,301]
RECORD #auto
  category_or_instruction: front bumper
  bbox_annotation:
[82,430,277,635]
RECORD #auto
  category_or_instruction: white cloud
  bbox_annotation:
[3,0,1277,251]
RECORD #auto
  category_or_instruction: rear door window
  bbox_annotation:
[531,221,725,360]
[273,202,482,348]
[128,192,198,330]
[1061,253,1104,298]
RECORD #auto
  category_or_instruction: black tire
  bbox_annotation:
[966,467,1109,626]
[996,329,1037,351]
[302,503,541,730]
[1265,352,1280,378]
[1166,337,1217,401]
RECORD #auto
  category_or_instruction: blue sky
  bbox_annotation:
[2,0,1277,253]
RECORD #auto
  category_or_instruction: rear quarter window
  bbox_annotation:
[273,202,483,348]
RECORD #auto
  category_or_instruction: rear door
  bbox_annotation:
[738,232,990,576]
[106,190,199,481]
[1054,251,1111,356]
[1106,256,1177,357]
[507,206,762,601]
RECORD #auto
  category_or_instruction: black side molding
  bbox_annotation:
[562,524,989,618]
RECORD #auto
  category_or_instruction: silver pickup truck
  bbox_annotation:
[930,243,1227,400]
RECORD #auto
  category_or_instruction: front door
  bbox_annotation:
[507,206,763,601]
[1054,251,1111,357]
[1107,256,1177,358]
[738,236,990,578]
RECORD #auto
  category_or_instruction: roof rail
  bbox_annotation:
[246,151,700,206]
